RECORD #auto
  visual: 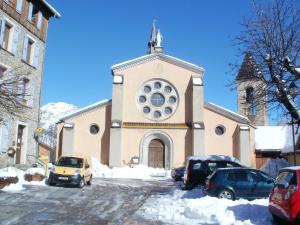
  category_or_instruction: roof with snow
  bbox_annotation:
[204,102,251,124]
[59,99,111,121]
[187,155,241,164]
[255,126,300,153]
[280,166,300,171]
[111,53,204,74]
[41,0,61,18]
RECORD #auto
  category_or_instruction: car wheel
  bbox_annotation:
[47,179,56,186]
[272,214,285,225]
[78,177,85,188]
[218,189,234,200]
[87,176,92,185]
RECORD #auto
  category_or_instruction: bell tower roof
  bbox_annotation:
[236,52,262,81]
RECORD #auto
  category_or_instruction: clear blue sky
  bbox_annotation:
[43,0,261,120]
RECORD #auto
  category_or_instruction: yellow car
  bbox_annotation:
[48,156,92,188]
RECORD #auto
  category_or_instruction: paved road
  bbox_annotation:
[0,178,175,225]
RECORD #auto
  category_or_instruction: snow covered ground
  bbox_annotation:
[140,185,273,225]
[0,163,275,225]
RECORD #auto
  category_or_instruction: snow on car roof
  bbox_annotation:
[187,155,241,164]
[280,166,300,171]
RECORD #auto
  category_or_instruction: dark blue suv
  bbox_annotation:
[204,168,274,200]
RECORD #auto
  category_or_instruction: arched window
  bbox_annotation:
[246,87,256,115]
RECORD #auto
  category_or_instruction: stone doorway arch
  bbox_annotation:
[140,130,173,169]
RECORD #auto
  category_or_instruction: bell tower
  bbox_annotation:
[236,52,268,126]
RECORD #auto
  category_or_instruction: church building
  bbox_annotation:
[56,24,257,169]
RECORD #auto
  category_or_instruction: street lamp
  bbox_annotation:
[289,82,298,166]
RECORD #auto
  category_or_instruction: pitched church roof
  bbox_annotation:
[111,53,204,74]
[236,52,262,80]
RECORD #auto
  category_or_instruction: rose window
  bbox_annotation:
[137,79,179,120]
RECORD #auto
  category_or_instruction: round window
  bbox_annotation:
[139,96,146,103]
[154,82,161,89]
[144,85,151,93]
[169,96,177,104]
[164,107,172,114]
[164,86,172,93]
[215,125,225,136]
[137,79,179,121]
[143,106,151,114]
[90,124,99,135]
[153,111,161,118]
[150,93,165,107]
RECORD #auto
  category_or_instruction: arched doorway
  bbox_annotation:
[148,139,165,168]
[140,130,173,169]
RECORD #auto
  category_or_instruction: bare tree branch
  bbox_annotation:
[0,66,31,116]
[232,0,300,122]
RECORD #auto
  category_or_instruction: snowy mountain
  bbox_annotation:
[39,102,78,129]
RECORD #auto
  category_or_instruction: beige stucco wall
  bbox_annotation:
[204,106,256,167]
[117,59,200,123]
[57,104,111,164]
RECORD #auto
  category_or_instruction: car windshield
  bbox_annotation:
[57,157,83,168]
[275,171,297,186]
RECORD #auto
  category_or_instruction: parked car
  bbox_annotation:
[183,155,243,190]
[269,167,300,224]
[204,167,274,200]
[48,156,92,188]
[171,166,185,181]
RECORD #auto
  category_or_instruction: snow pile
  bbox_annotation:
[39,102,78,129]
[0,167,45,192]
[91,158,170,179]
[25,167,45,176]
[255,125,299,153]
[140,188,272,225]
[260,158,291,178]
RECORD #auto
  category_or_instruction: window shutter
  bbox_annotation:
[22,35,28,61]
[28,2,33,21]
[33,42,39,68]
[11,28,19,55]
[0,122,9,153]
[37,11,43,30]
[28,80,35,108]
[0,20,5,47]
[16,0,23,13]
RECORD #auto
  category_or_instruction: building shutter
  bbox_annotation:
[0,20,5,47]
[28,80,35,108]
[16,0,23,13]
[37,12,43,30]
[33,42,39,68]
[11,28,19,55]
[0,122,9,153]
[27,2,33,21]
[22,35,28,61]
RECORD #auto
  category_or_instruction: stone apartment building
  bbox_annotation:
[0,0,60,165]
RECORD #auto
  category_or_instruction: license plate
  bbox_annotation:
[58,177,68,180]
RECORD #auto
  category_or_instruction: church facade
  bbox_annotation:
[56,25,256,168]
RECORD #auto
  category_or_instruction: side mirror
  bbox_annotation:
[85,164,90,169]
